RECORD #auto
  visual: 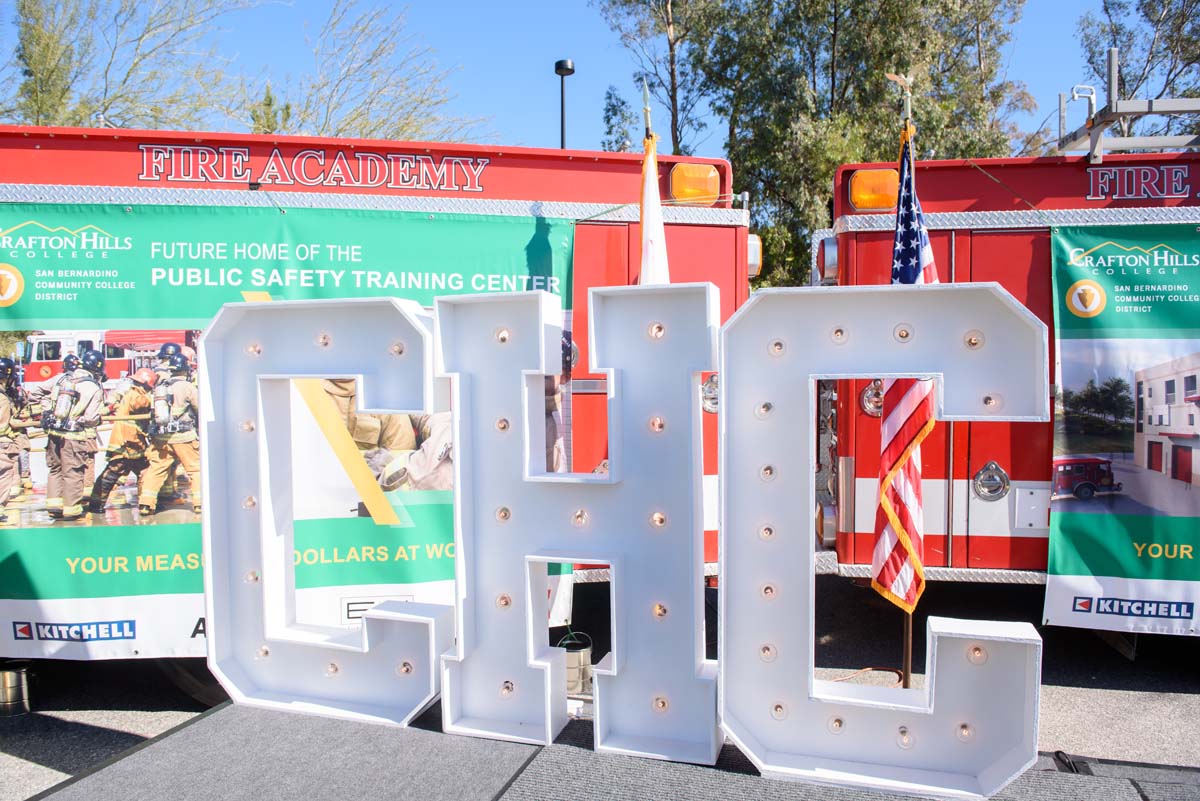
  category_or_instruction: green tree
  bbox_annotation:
[1078,379,1103,420]
[1077,0,1200,137]
[1100,376,1135,423]
[689,0,1036,287]
[11,0,92,125]
[594,0,718,155]
[248,82,291,135]
[601,85,637,152]
[260,0,480,141]
[2,1,480,140]
[0,331,34,363]
[2,0,253,129]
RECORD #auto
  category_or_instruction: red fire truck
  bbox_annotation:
[1052,456,1123,500]
[0,126,753,696]
[18,328,199,381]
[0,132,751,508]
[816,149,1200,582]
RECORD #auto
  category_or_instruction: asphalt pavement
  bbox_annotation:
[0,660,208,801]
[2,577,1198,801]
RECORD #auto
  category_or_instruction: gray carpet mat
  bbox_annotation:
[35,703,538,801]
[34,704,1200,801]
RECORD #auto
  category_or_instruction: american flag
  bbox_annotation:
[871,121,938,613]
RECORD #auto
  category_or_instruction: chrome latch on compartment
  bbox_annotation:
[972,460,1011,501]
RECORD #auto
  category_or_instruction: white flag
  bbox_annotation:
[638,133,670,285]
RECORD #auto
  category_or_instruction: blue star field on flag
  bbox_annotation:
[891,126,938,286]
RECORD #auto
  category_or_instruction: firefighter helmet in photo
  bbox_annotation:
[81,349,106,378]
[167,352,190,375]
[131,367,159,389]
[157,342,182,360]
[62,354,81,373]
[0,357,15,395]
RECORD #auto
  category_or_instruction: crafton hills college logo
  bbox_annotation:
[1066,278,1106,318]
[0,263,24,307]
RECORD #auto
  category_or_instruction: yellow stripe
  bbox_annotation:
[874,415,936,612]
[238,289,400,526]
[871,577,917,615]
[293,379,401,526]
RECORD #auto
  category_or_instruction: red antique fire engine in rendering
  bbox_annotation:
[815,150,1200,581]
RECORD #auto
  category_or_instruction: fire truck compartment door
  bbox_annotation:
[846,228,959,567]
[965,231,1054,570]
[569,223,628,473]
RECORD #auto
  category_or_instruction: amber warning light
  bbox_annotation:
[669,163,720,206]
[848,168,899,211]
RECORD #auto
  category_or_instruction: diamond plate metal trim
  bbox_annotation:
[837,562,1046,584]
[814,549,839,575]
[575,552,1041,582]
[0,183,749,226]
[833,205,1200,235]
[573,563,719,584]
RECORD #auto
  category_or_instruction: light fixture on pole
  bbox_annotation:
[555,59,575,149]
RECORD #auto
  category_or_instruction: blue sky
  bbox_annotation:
[218,1,1104,156]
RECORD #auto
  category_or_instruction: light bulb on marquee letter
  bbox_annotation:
[719,283,1048,799]
[200,298,453,726]
[437,286,722,763]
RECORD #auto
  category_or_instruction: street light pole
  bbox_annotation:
[555,59,575,149]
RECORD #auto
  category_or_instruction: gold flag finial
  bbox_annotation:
[886,73,914,122]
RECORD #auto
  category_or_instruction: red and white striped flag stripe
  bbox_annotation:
[871,121,937,613]
[871,377,935,610]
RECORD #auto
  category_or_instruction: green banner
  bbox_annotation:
[0,502,455,601]
[293,492,456,589]
[1045,225,1200,636]
[0,204,574,327]
[1051,224,1200,338]
[1049,513,1198,583]
[0,201,579,659]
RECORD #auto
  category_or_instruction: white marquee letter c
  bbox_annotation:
[720,283,1049,798]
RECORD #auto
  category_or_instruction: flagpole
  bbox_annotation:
[887,72,913,123]
[886,70,915,690]
[642,78,652,139]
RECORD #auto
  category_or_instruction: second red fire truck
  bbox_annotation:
[815,149,1200,582]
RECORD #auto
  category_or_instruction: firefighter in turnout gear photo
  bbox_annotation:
[154,342,182,383]
[43,349,106,521]
[139,353,201,516]
[0,358,28,525]
[321,379,454,494]
[5,369,35,506]
[23,354,83,413]
[88,367,158,514]
[19,354,82,511]
[150,342,184,499]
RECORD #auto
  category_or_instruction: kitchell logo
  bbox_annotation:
[1095,597,1194,619]
[11,619,137,641]
[1072,597,1093,613]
